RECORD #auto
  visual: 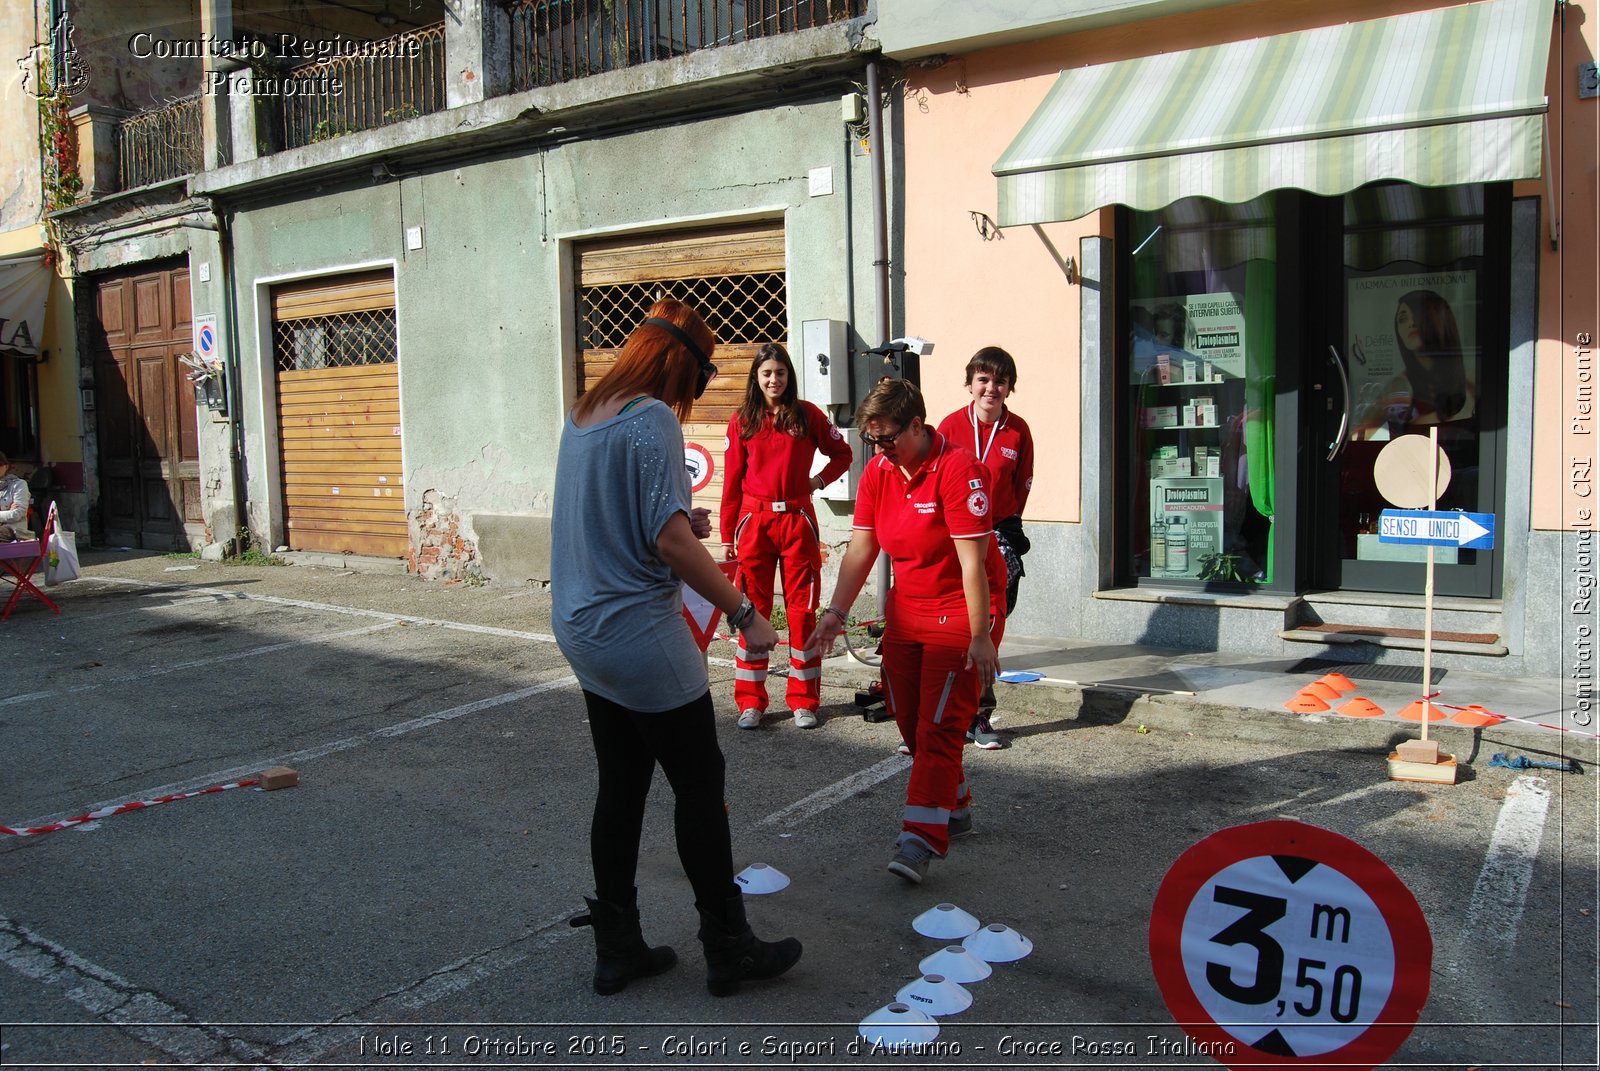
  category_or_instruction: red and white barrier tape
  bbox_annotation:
[1,779,259,838]
[1429,697,1600,741]
[714,618,884,645]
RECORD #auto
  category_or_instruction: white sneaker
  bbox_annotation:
[792,709,818,729]
[737,708,762,729]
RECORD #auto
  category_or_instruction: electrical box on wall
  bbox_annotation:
[811,427,861,502]
[801,318,851,406]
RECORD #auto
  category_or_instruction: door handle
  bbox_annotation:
[1326,345,1351,461]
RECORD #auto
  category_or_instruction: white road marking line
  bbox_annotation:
[0,621,400,707]
[758,754,912,828]
[1455,774,1552,964]
[0,915,269,1064]
[86,576,559,643]
[3,675,577,834]
[271,909,580,1065]
[86,576,746,667]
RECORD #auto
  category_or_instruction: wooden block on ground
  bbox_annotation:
[1396,738,1442,764]
[1387,752,1458,784]
[260,766,300,791]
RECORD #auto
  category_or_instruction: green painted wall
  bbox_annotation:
[221,96,882,577]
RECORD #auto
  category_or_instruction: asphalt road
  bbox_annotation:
[0,551,1594,1070]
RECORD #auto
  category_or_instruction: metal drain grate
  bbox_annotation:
[1286,658,1445,685]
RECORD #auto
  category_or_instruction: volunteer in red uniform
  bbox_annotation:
[806,377,1003,884]
[936,346,1035,749]
[720,343,854,730]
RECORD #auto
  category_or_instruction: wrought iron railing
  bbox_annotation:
[508,0,863,91]
[115,95,203,190]
[280,22,446,150]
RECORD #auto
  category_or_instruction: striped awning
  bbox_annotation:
[993,0,1555,225]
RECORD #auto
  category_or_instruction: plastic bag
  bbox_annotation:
[44,503,79,586]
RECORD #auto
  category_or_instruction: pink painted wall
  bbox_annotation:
[903,0,1596,532]
[902,53,1099,525]
[1530,4,1599,531]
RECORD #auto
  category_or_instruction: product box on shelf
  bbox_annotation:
[1149,476,1224,579]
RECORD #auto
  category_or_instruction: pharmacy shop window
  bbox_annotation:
[1121,196,1278,588]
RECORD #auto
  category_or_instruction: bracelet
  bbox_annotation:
[728,597,756,631]
[822,606,849,626]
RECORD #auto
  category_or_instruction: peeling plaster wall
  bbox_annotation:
[1,2,44,231]
[224,96,877,580]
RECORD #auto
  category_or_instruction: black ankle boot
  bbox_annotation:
[569,889,677,995]
[695,893,802,997]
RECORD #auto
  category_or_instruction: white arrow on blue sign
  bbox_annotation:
[1377,510,1495,550]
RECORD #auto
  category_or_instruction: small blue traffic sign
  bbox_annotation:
[1377,510,1495,550]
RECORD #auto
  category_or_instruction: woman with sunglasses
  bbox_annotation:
[552,299,802,997]
[805,377,1004,884]
[719,343,854,730]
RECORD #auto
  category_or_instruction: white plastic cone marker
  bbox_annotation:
[895,973,973,1016]
[918,944,992,984]
[858,1002,940,1046]
[734,863,790,895]
[912,902,981,940]
[961,922,1033,962]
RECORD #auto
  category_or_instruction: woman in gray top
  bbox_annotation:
[552,299,801,998]
[0,453,30,541]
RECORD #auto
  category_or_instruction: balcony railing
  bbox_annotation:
[508,0,863,91]
[115,95,203,191]
[280,22,446,150]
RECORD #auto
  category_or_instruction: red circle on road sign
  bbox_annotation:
[1149,820,1431,1071]
[685,442,714,493]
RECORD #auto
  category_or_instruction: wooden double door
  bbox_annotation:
[90,261,202,550]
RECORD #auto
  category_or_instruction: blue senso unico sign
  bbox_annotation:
[1150,821,1432,1071]
[1377,510,1495,550]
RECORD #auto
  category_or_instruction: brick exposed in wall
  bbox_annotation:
[408,490,481,581]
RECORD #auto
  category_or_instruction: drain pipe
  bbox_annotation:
[864,57,893,614]
[865,58,890,357]
[215,207,247,554]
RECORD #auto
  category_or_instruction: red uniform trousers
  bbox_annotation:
[732,501,823,713]
[882,606,1003,857]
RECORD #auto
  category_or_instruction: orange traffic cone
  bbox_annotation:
[1449,704,1505,728]
[1318,672,1357,694]
[1397,699,1445,721]
[1285,690,1331,712]
[1337,696,1385,718]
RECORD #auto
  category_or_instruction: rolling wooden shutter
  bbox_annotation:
[272,270,406,557]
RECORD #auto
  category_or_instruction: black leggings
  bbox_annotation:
[583,689,738,911]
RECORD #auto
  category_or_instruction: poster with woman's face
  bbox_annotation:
[1346,270,1477,438]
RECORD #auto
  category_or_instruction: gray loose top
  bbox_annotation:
[551,399,706,711]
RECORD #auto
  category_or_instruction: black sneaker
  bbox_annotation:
[949,812,973,839]
[971,713,1003,750]
[887,839,933,883]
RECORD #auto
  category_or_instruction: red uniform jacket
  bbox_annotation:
[935,403,1034,523]
[720,401,853,544]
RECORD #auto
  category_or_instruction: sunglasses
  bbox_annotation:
[860,425,908,448]
[641,317,717,399]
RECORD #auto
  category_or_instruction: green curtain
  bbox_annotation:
[1243,259,1276,582]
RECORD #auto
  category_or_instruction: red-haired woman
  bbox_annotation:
[720,343,854,730]
[553,299,801,997]
[806,378,1003,885]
